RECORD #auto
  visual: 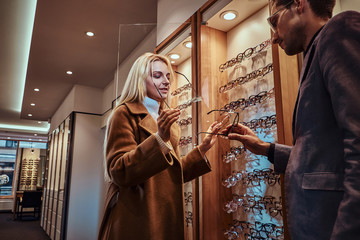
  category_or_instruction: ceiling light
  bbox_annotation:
[34,134,37,136]
[30,103,35,106]
[28,114,32,117]
[171,61,175,64]
[29,139,32,141]
[7,137,11,139]
[66,71,73,75]
[34,88,39,92]
[169,53,180,60]
[38,121,41,124]
[86,31,95,37]
[183,41,192,49]
[220,10,238,21]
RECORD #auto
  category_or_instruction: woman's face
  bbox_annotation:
[145,60,170,102]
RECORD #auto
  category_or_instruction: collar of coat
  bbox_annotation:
[124,101,180,151]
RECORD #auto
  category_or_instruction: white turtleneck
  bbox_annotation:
[143,96,160,120]
[143,96,172,154]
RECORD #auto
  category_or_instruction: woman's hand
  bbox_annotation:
[157,109,181,142]
[198,122,222,155]
[221,123,270,156]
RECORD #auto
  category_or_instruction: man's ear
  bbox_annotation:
[294,0,305,13]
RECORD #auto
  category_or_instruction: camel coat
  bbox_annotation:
[98,101,211,240]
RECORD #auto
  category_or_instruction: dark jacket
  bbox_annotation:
[273,11,360,240]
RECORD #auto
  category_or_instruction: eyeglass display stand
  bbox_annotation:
[19,156,40,191]
[197,1,300,239]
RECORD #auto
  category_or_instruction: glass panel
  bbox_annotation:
[0,140,18,197]
[157,24,195,239]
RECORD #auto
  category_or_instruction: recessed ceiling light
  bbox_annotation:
[86,31,95,37]
[169,53,180,60]
[66,71,73,75]
[34,134,37,136]
[38,121,41,124]
[28,114,32,117]
[30,103,35,106]
[34,88,40,92]
[183,41,192,49]
[220,10,238,21]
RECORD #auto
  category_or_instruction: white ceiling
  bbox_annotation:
[0,0,157,139]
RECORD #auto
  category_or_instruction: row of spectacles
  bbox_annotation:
[185,210,193,227]
[219,63,273,93]
[220,88,274,113]
[184,191,193,206]
[177,116,192,127]
[219,39,271,72]
[171,83,192,96]
[224,194,282,217]
[179,136,192,147]
[222,168,280,188]
[241,115,277,132]
[175,96,201,111]
[224,220,284,240]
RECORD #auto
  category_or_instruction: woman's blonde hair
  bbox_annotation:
[117,52,174,106]
[104,52,174,182]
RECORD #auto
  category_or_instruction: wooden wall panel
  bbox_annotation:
[199,24,232,240]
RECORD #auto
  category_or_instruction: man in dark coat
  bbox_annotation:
[223,0,360,239]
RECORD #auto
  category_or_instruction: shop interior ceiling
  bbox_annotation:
[0,0,267,140]
[0,0,157,139]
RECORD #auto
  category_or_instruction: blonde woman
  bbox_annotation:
[98,52,219,240]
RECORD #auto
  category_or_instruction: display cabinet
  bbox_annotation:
[196,0,300,239]
[41,115,73,240]
[155,17,200,240]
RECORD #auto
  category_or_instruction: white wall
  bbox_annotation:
[336,0,360,13]
[50,85,103,132]
[227,6,271,61]
[157,0,208,45]
[66,113,106,240]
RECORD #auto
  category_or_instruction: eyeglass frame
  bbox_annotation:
[197,109,240,137]
[267,1,294,32]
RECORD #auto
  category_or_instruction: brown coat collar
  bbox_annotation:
[124,101,180,154]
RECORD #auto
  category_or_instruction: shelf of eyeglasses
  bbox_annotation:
[175,96,201,111]
[224,194,282,217]
[177,116,192,127]
[219,63,273,94]
[220,88,275,113]
[224,220,284,240]
[184,191,193,206]
[222,168,280,188]
[219,39,271,73]
[185,210,193,227]
[179,136,192,147]
[171,83,192,96]
[241,115,277,131]
[222,146,261,164]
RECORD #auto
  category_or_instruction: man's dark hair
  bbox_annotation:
[270,0,335,19]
